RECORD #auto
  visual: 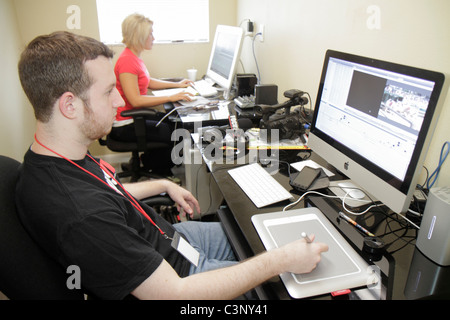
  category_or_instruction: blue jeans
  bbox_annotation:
[173,221,238,275]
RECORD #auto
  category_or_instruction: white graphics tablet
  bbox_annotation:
[251,207,372,299]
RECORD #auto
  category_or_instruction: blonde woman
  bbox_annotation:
[112,13,192,176]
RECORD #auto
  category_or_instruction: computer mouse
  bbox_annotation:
[338,181,366,199]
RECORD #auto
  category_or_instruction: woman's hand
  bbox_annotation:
[177,79,193,88]
[169,91,194,102]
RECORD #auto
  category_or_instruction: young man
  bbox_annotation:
[16,31,328,300]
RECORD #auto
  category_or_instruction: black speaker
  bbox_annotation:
[236,74,257,97]
[255,84,278,105]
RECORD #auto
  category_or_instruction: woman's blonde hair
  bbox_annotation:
[121,13,153,51]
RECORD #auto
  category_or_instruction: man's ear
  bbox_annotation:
[58,92,79,119]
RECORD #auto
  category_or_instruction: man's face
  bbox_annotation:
[80,56,124,141]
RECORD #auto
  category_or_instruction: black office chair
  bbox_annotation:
[0,155,84,300]
[99,108,173,182]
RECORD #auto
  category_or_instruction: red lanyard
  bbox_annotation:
[34,134,168,239]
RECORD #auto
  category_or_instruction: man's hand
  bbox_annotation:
[165,182,200,219]
[277,234,329,275]
[123,180,200,218]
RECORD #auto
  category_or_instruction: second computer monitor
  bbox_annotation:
[205,25,244,95]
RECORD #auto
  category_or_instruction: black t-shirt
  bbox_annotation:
[15,150,190,299]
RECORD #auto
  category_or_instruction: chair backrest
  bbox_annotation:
[0,155,84,300]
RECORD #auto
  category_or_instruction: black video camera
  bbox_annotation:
[257,89,309,141]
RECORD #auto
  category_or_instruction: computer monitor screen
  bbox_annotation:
[308,50,445,214]
[205,25,244,93]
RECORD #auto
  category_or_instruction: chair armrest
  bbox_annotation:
[141,195,179,224]
[160,77,184,83]
[121,107,164,120]
[141,195,175,207]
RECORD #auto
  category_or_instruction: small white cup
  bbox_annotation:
[187,68,197,82]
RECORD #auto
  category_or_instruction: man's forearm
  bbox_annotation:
[179,249,284,299]
[132,234,326,300]
[122,179,171,200]
[174,236,325,299]
[133,248,287,300]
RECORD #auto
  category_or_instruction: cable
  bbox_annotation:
[238,59,246,73]
[427,141,449,189]
[395,211,421,230]
[238,19,250,28]
[156,104,216,127]
[252,33,262,84]
[283,185,422,233]
[419,166,429,188]
[262,159,418,231]
[265,159,379,214]
[155,106,185,127]
[341,192,381,215]
[282,189,377,213]
[304,92,313,121]
[381,212,418,253]
[326,185,382,215]
[407,208,421,217]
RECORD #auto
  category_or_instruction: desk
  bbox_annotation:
[164,100,233,129]
[208,153,450,300]
[164,100,264,130]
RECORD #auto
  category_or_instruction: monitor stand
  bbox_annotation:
[328,180,378,209]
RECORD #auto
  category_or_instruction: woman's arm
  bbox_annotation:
[119,73,193,108]
[149,78,192,90]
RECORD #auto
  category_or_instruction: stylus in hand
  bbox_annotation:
[301,232,313,243]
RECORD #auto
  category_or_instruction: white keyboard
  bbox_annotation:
[185,86,200,97]
[228,163,293,208]
[192,79,218,97]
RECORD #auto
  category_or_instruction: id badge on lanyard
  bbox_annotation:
[171,232,200,267]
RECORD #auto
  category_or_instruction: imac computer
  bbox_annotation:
[308,50,446,214]
[204,25,244,99]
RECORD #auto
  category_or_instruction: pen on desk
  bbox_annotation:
[338,211,375,237]
[301,232,312,243]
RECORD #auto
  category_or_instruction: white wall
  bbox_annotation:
[13,0,237,79]
[5,0,237,157]
[0,0,35,161]
[237,0,450,187]
[3,0,448,186]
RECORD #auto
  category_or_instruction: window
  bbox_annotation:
[96,0,209,45]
